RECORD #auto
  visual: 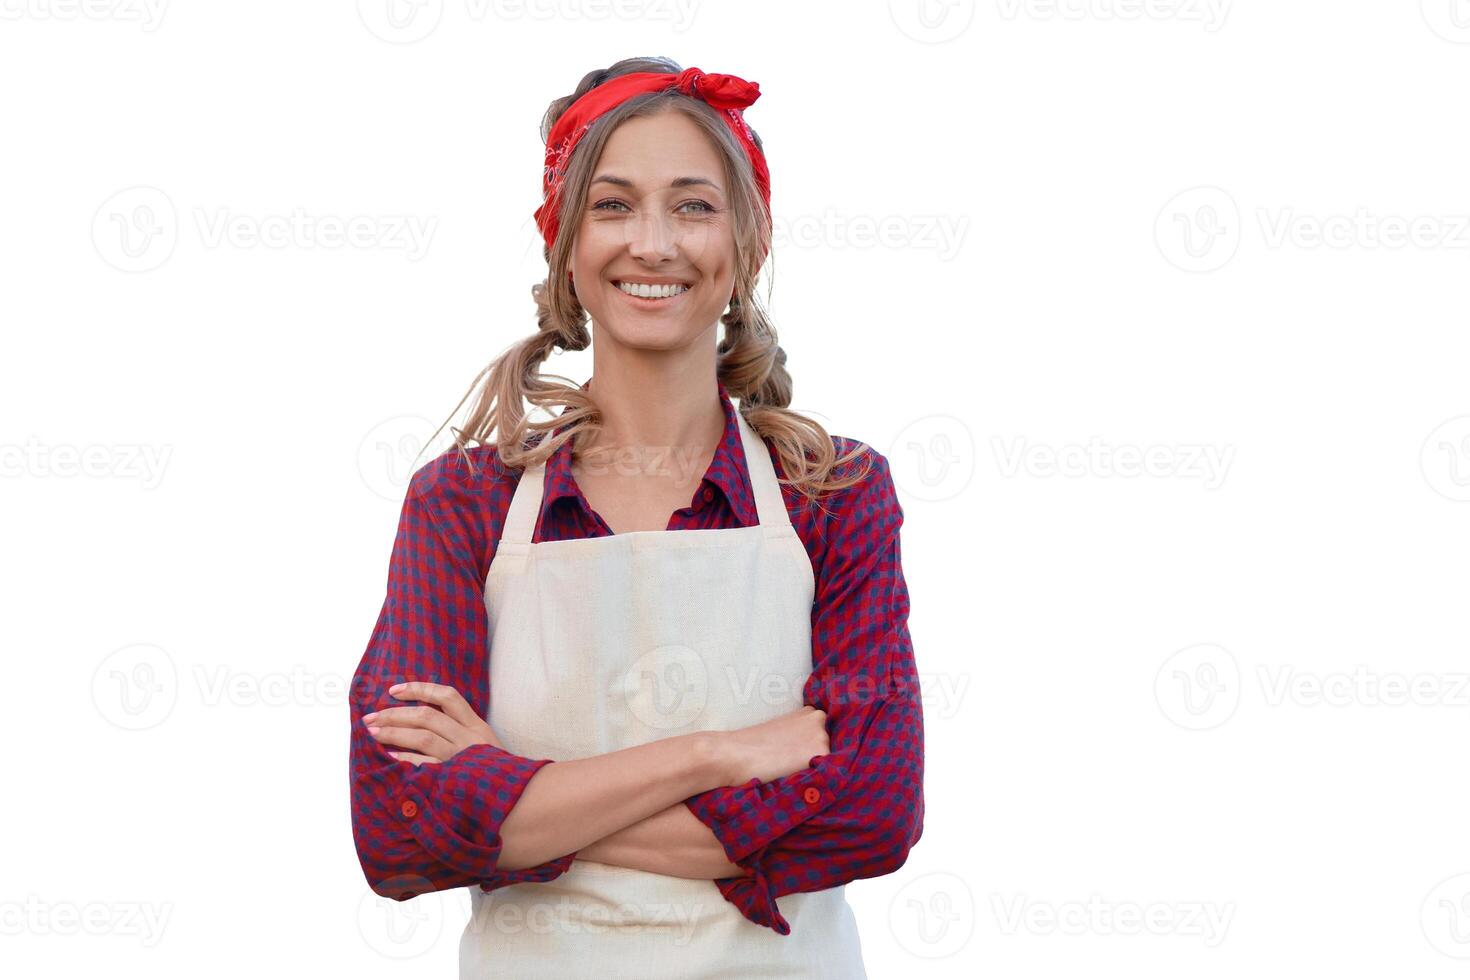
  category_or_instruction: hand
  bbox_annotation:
[362,681,503,766]
[714,705,829,786]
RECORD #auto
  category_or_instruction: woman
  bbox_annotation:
[348,56,924,979]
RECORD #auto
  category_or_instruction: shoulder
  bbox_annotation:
[776,434,897,516]
[780,434,902,563]
[823,435,900,527]
[401,443,523,556]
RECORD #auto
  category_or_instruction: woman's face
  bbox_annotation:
[570,108,736,353]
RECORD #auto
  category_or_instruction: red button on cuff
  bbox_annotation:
[802,787,821,805]
[401,800,418,819]
[702,487,714,502]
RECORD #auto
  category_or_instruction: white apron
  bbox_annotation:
[460,406,867,979]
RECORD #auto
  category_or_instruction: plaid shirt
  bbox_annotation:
[349,380,924,935]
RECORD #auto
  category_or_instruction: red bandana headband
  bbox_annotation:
[532,66,771,258]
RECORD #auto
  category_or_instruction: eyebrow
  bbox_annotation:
[591,174,723,193]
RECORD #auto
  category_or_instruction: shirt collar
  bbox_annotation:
[541,378,758,528]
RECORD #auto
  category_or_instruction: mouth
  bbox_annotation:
[612,279,693,306]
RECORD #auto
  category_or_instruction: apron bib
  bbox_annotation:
[459,407,867,979]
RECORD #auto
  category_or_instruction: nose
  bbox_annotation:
[624,197,679,263]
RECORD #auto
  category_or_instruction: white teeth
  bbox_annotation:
[617,281,689,299]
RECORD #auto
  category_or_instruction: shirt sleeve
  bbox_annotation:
[349,453,578,900]
[682,445,925,934]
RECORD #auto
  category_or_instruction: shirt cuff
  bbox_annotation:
[685,760,837,863]
[712,847,790,935]
[395,743,578,890]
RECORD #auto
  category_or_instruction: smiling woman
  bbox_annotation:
[348,55,924,980]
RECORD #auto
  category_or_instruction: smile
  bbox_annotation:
[613,280,691,302]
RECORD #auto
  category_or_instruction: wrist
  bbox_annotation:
[690,731,739,790]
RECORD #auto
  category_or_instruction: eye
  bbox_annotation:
[590,199,716,215]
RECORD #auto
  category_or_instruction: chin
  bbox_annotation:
[602,318,700,351]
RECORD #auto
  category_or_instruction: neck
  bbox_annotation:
[581,342,725,458]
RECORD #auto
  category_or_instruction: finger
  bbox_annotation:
[369,725,458,758]
[389,681,482,728]
[365,705,460,743]
[388,751,442,766]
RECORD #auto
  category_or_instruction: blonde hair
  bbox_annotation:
[431,55,871,505]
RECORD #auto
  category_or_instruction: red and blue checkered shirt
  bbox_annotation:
[349,380,924,935]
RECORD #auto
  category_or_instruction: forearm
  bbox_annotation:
[576,803,749,879]
[496,732,727,871]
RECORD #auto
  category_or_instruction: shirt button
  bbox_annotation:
[802,787,821,805]
[702,487,714,502]
[401,800,418,819]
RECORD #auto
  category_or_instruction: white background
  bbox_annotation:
[3,1,1469,977]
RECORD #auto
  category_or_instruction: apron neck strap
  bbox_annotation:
[734,405,792,530]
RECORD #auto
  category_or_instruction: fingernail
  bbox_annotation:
[367,726,381,735]
[363,713,379,724]
[389,684,406,694]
